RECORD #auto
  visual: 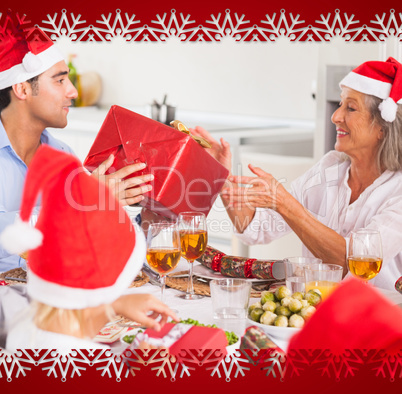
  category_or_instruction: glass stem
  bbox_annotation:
[160,275,166,303]
[187,260,194,296]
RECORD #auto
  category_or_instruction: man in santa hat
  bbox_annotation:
[0,12,153,271]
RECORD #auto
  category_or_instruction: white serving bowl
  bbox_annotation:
[247,318,301,342]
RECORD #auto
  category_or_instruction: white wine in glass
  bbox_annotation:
[348,229,383,282]
[146,222,181,303]
[177,212,207,300]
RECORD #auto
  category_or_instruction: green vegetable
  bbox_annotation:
[247,284,321,328]
[289,314,305,328]
[260,311,277,325]
[274,315,288,327]
[288,298,302,313]
[274,305,292,317]
[280,296,292,307]
[122,329,144,344]
[260,291,276,305]
[249,307,264,322]
[300,305,316,319]
[225,331,239,346]
[275,285,292,300]
[305,290,322,306]
[248,302,262,314]
[174,318,238,346]
[262,300,276,312]
[292,292,305,301]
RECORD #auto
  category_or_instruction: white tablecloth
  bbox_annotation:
[115,258,402,353]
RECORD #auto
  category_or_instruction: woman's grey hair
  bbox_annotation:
[365,94,402,172]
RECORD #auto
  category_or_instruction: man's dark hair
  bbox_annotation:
[0,75,39,112]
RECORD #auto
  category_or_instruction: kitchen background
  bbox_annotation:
[50,36,400,259]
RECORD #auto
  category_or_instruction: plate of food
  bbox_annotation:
[247,284,322,341]
[120,318,240,352]
[193,263,271,283]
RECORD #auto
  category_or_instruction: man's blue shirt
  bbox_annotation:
[0,120,74,271]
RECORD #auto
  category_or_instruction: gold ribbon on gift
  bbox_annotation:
[170,120,212,149]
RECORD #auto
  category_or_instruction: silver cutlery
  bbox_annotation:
[5,276,27,282]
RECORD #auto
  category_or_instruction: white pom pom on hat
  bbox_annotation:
[379,97,398,122]
[339,57,402,123]
[0,218,43,255]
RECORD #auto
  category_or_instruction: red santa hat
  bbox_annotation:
[0,11,64,90]
[339,57,402,122]
[0,145,145,309]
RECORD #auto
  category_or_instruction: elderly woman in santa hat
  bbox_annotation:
[192,57,402,291]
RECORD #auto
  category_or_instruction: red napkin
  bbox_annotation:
[287,277,402,352]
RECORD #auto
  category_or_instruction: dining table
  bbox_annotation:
[109,257,402,354]
[2,257,402,354]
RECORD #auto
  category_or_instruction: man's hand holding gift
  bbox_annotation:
[91,154,154,206]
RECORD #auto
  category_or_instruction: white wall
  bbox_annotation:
[57,37,320,121]
[54,38,390,259]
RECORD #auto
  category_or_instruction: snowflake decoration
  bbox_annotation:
[207,350,251,380]
[41,9,89,41]
[309,349,365,379]
[200,9,256,42]
[368,349,402,381]
[141,9,199,42]
[122,349,191,380]
[91,9,143,42]
[365,9,402,41]
[284,349,312,378]
[256,9,309,42]
[89,349,132,381]
[32,8,402,44]
[34,349,96,381]
[310,9,362,42]
[258,349,286,378]
[0,349,35,381]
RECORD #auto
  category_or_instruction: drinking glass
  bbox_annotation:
[146,221,181,303]
[348,229,383,282]
[304,264,343,300]
[284,256,322,293]
[177,212,208,300]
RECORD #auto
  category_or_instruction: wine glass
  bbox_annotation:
[348,229,383,282]
[177,212,208,300]
[146,221,181,304]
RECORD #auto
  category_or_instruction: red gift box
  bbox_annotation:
[83,105,229,218]
[129,322,228,358]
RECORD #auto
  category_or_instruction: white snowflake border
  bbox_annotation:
[13,8,402,43]
[0,348,280,382]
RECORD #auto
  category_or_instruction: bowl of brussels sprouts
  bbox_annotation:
[247,285,321,342]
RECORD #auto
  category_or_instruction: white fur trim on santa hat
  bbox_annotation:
[0,45,64,90]
[27,223,146,310]
[0,219,43,255]
[339,71,391,99]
